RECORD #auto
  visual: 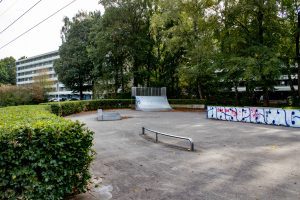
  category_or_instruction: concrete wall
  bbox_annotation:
[207,106,300,128]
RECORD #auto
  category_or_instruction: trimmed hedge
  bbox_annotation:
[46,99,132,116]
[168,99,205,104]
[283,106,300,110]
[45,99,206,116]
[0,106,94,199]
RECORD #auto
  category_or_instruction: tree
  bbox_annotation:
[150,0,218,98]
[105,0,155,88]
[89,0,155,97]
[55,12,97,99]
[57,0,300,103]
[0,57,16,85]
[279,0,300,102]
[30,68,51,103]
[88,7,131,96]
[215,0,283,106]
[150,0,188,97]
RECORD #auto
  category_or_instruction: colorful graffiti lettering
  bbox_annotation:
[207,106,300,128]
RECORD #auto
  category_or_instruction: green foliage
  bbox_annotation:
[45,99,206,116]
[151,0,218,98]
[0,57,16,85]
[213,0,286,105]
[0,85,47,107]
[55,12,98,99]
[88,0,155,96]
[284,106,300,109]
[56,0,300,104]
[168,99,206,105]
[47,99,132,116]
[0,106,94,199]
[83,99,131,111]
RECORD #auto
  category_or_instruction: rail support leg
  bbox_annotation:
[155,133,158,142]
[191,143,194,151]
[142,127,145,135]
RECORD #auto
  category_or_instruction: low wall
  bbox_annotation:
[207,106,300,128]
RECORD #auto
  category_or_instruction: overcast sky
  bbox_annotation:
[0,0,104,60]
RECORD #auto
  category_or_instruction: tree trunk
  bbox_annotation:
[198,87,203,99]
[263,89,269,107]
[257,7,264,45]
[146,54,151,87]
[79,74,84,100]
[246,82,256,105]
[297,11,300,97]
[287,63,296,94]
[115,67,119,96]
[234,83,239,106]
[121,64,125,93]
[197,81,204,99]
[146,20,152,87]
[80,90,83,100]
[133,61,138,87]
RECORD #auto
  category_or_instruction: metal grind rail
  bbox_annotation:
[142,127,194,151]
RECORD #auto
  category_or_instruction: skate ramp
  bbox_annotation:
[135,96,172,111]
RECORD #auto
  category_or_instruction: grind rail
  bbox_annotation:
[142,127,194,151]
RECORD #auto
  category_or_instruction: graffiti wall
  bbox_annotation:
[207,106,300,128]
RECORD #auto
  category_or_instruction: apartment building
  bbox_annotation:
[236,75,299,92]
[16,50,92,100]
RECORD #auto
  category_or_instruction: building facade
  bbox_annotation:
[16,50,92,100]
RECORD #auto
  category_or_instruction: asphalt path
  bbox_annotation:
[69,109,300,200]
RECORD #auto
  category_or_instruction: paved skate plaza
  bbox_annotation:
[70,109,300,200]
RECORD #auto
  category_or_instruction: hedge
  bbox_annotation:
[45,99,206,116]
[168,99,205,104]
[44,99,132,116]
[0,105,94,199]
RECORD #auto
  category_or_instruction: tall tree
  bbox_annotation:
[55,12,97,99]
[216,0,283,106]
[56,0,300,102]
[280,0,300,101]
[88,7,131,96]
[150,0,187,97]
[151,0,218,98]
[89,0,155,97]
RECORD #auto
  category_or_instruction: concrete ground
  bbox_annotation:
[69,109,300,200]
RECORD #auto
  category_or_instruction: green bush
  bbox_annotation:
[283,106,300,110]
[46,99,132,116]
[0,85,47,107]
[168,99,205,104]
[44,99,207,116]
[287,96,300,106]
[0,105,94,199]
[57,101,85,116]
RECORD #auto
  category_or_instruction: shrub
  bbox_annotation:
[46,99,132,116]
[45,99,208,116]
[0,105,94,199]
[0,85,47,107]
[168,99,205,104]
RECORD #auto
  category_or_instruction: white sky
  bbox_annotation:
[0,0,104,60]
